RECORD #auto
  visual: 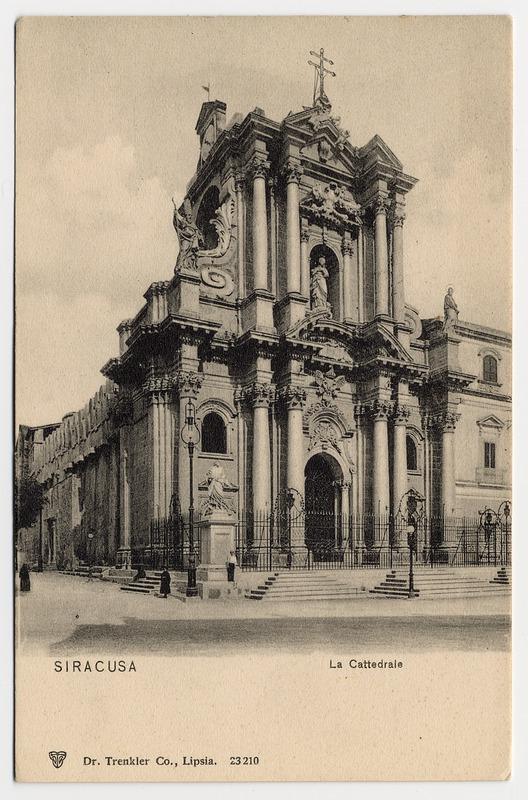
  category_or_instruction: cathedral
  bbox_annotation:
[16,54,512,571]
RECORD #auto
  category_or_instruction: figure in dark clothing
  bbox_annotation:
[227,551,237,583]
[133,565,146,582]
[19,563,31,592]
[160,567,171,598]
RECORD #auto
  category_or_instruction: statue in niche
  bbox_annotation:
[443,286,459,332]
[172,197,203,272]
[310,256,331,311]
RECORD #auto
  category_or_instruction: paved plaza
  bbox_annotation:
[15,572,510,657]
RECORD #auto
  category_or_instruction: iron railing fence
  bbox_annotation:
[235,510,512,571]
[131,515,201,570]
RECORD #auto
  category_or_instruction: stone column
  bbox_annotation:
[391,208,406,323]
[250,157,269,291]
[283,386,307,500]
[342,236,357,322]
[283,160,303,295]
[440,412,459,517]
[357,226,364,323]
[370,401,391,533]
[392,406,410,533]
[300,223,310,298]
[246,383,273,516]
[373,196,390,316]
[235,172,246,298]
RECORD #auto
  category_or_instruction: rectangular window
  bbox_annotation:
[484,441,496,469]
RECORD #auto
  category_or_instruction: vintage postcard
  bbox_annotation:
[14,16,512,782]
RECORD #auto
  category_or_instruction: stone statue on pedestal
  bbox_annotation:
[201,463,233,516]
[443,286,459,332]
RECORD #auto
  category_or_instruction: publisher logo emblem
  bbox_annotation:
[49,751,67,769]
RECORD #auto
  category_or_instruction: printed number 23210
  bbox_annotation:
[230,756,260,766]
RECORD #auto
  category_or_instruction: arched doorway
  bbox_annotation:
[304,453,343,558]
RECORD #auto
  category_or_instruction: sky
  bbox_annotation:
[15,16,512,427]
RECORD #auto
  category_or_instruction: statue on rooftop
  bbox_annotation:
[443,287,459,332]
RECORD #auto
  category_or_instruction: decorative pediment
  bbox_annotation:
[360,134,403,170]
[476,414,506,431]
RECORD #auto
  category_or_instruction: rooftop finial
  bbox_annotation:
[308,48,336,109]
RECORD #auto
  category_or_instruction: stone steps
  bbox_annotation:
[246,572,365,602]
[370,569,511,598]
[120,572,165,595]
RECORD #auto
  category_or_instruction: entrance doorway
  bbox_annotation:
[304,453,343,557]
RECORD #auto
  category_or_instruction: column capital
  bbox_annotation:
[175,370,203,399]
[429,410,461,432]
[245,382,275,408]
[235,171,246,192]
[391,210,406,228]
[341,238,355,256]
[279,385,307,410]
[281,158,304,184]
[366,399,393,421]
[300,224,310,242]
[248,156,270,180]
[392,405,411,425]
[372,194,390,216]
[142,375,174,403]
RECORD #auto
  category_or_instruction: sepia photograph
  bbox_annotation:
[13,14,513,782]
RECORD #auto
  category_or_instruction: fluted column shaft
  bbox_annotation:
[374,197,389,316]
[392,407,410,519]
[247,383,273,515]
[441,413,459,517]
[251,159,269,291]
[284,161,303,295]
[371,402,391,535]
[392,212,406,323]
[342,238,357,321]
[282,386,306,499]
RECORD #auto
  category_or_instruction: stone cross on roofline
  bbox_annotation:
[308,48,336,109]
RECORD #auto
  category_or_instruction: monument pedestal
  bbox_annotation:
[196,510,241,599]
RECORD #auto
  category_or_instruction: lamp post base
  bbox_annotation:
[186,566,198,597]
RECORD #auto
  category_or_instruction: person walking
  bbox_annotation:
[19,563,31,592]
[227,550,237,583]
[159,566,171,598]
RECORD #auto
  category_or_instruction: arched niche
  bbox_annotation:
[309,243,341,320]
[196,185,220,250]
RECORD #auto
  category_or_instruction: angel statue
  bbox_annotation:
[443,286,459,332]
[172,197,203,272]
[201,463,233,516]
[311,256,331,312]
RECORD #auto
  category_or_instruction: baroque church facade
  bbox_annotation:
[16,66,512,570]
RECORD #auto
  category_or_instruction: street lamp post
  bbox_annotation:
[181,398,201,597]
[406,493,419,598]
[286,490,295,570]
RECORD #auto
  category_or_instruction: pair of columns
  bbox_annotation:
[368,403,412,546]
[246,382,306,516]
[250,156,303,296]
[372,195,406,322]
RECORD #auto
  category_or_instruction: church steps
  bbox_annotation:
[370,569,512,598]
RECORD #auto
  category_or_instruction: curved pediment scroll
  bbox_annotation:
[173,192,237,298]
